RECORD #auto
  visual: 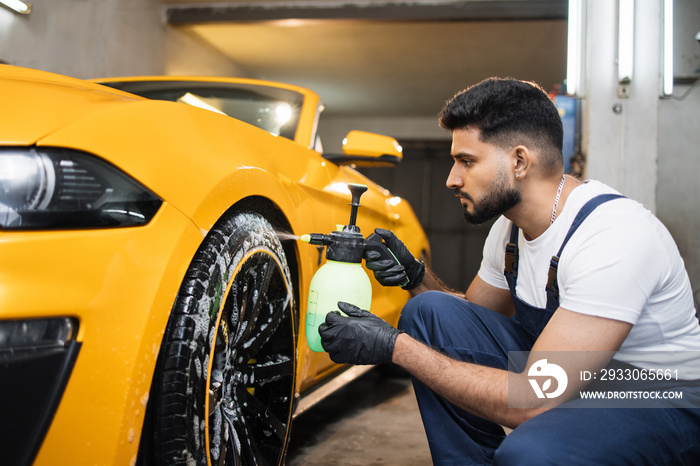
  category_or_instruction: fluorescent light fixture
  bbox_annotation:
[618,0,635,83]
[566,0,585,96]
[662,0,674,96]
[0,0,31,14]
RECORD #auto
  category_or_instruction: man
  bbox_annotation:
[318,78,700,465]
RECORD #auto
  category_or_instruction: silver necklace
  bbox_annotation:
[551,175,566,224]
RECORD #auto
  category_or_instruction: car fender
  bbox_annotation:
[36,99,321,233]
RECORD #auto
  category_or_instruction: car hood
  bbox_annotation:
[0,65,142,145]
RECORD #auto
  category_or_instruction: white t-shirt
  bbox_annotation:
[478,180,700,375]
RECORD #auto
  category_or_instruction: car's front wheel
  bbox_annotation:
[151,211,297,466]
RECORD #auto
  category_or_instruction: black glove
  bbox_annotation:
[363,228,425,290]
[319,302,404,365]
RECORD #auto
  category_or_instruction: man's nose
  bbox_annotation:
[446,163,462,190]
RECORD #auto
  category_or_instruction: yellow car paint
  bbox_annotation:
[0,65,430,464]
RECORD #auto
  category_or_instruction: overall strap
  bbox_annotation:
[504,222,520,293]
[545,193,625,309]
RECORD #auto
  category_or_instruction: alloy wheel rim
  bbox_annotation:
[206,248,295,466]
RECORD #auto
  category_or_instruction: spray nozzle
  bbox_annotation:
[300,233,331,245]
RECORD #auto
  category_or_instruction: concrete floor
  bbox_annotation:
[286,368,432,465]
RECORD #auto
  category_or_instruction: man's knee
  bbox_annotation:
[399,291,440,328]
[398,291,453,342]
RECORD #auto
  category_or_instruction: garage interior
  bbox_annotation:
[2,0,699,464]
[4,0,698,295]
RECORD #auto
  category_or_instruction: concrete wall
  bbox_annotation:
[656,1,700,309]
[584,0,661,212]
[0,0,245,79]
[584,0,700,310]
[658,85,700,310]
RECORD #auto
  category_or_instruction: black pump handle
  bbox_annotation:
[347,183,368,227]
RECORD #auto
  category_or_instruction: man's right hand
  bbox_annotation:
[363,228,425,290]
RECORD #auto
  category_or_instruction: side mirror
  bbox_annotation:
[324,130,403,167]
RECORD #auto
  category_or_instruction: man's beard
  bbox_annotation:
[457,174,521,225]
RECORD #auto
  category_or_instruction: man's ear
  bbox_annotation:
[513,145,532,179]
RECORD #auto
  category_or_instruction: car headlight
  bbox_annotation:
[0,147,162,230]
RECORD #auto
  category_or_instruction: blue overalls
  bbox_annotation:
[398,194,700,465]
[504,193,623,337]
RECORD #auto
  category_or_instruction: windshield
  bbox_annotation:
[101,80,304,141]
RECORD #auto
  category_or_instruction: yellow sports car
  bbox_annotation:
[0,65,429,466]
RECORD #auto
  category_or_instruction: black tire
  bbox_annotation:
[153,212,297,466]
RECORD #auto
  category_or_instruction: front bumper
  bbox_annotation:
[0,203,203,465]
[0,321,81,466]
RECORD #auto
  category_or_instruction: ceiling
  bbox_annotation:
[160,0,569,117]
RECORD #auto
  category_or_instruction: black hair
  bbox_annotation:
[439,77,564,172]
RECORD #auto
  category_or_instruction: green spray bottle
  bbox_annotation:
[300,183,372,352]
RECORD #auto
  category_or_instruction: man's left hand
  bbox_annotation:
[319,302,403,365]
